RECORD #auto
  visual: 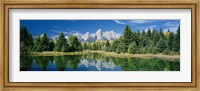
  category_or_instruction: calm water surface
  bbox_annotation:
[20,53,180,71]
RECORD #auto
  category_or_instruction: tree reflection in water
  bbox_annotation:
[20,53,180,71]
[20,55,33,71]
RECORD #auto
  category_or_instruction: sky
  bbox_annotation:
[20,20,180,37]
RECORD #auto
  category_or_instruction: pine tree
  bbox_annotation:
[32,37,41,52]
[147,28,152,39]
[93,43,97,50]
[156,38,167,53]
[167,31,175,51]
[48,40,55,51]
[139,30,148,47]
[68,34,82,52]
[159,28,164,39]
[128,41,137,54]
[83,42,88,50]
[40,33,49,51]
[32,37,42,52]
[110,39,120,52]
[147,40,156,53]
[153,32,160,46]
[20,26,33,53]
[61,44,69,52]
[54,33,68,52]
[134,30,140,46]
[116,42,126,54]
[104,40,110,51]
[122,25,134,52]
[173,25,180,52]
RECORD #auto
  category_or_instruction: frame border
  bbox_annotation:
[0,0,199,90]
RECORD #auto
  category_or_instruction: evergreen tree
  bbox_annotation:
[32,37,42,52]
[83,42,88,50]
[54,33,68,52]
[139,47,147,54]
[68,34,82,51]
[152,29,156,39]
[134,30,140,46]
[93,43,97,50]
[173,25,180,52]
[40,33,49,51]
[167,31,175,51]
[156,38,167,53]
[146,40,155,53]
[128,41,137,54]
[116,42,126,54]
[153,32,160,45]
[122,25,134,52]
[48,40,55,51]
[110,39,120,52]
[33,37,40,52]
[147,28,152,39]
[61,44,69,52]
[104,40,110,52]
[139,30,148,47]
[20,26,33,53]
[159,28,164,39]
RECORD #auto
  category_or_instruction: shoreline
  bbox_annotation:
[31,50,180,60]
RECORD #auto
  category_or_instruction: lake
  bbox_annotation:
[20,53,180,71]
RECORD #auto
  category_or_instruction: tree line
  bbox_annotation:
[20,26,82,53]
[82,25,180,55]
[20,25,180,55]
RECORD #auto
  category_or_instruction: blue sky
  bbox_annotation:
[20,20,180,36]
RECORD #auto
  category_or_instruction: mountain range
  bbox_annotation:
[50,29,121,42]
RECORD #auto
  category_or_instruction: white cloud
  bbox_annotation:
[51,28,80,35]
[163,22,178,27]
[137,27,146,30]
[113,20,126,25]
[163,22,179,33]
[128,20,152,24]
[114,20,155,25]
[51,30,68,34]
[52,26,59,29]
[144,25,157,32]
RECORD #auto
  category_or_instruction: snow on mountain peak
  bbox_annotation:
[102,30,121,40]
[50,29,121,42]
[73,29,121,42]
[85,32,90,35]
[96,29,102,40]
[96,28,102,33]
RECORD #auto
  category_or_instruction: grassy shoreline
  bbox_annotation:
[31,50,180,60]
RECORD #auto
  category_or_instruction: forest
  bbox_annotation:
[20,25,180,55]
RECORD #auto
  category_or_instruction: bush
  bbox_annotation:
[152,47,157,54]
[116,46,121,54]
[163,49,170,55]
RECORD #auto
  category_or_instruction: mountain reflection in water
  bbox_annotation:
[20,53,180,71]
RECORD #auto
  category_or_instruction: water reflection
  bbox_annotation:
[20,53,180,71]
[20,55,33,71]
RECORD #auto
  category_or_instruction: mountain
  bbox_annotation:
[76,29,121,42]
[81,32,96,42]
[102,30,121,40]
[50,29,121,42]
[96,29,103,40]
